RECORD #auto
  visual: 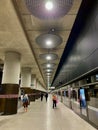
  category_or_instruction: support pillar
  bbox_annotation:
[21,67,33,101]
[21,67,31,88]
[31,74,36,89]
[1,52,21,115]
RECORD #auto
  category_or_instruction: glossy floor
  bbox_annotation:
[0,95,97,130]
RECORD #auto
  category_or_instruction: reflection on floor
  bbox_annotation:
[0,95,97,130]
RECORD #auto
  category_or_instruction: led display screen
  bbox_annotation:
[80,89,86,108]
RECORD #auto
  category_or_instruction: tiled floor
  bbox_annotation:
[0,95,97,130]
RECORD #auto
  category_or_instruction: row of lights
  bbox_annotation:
[36,30,62,87]
[24,0,73,87]
[35,27,62,87]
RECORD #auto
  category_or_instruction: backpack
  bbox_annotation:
[23,96,28,103]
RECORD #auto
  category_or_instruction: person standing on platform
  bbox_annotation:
[45,93,48,102]
[40,92,44,101]
[22,94,29,112]
[52,94,57,109]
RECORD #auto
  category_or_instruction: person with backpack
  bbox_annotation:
[22,94,29,112]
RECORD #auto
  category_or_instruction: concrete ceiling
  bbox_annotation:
[0,0,82,89]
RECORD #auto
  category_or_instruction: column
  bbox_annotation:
[31,74,36,89]
[21,67,31,87]
[21,67,33,101]
[1,51,21,115]
[36,78,38,89]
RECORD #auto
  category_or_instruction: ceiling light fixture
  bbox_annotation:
[47,64,51,68]
[46,75,51,77]
[46,40,52,46]
[45,69,53,72]
[36,33,62,49]
[39,53,58,61]
[46,73,52,76]
[45,1,53,10]
[46,56,51,60]
[25,0,73,19]
[42,63,56,68]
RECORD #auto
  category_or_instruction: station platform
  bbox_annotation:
[0,95,97,130]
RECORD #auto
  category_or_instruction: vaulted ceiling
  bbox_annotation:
[0,0,82,89]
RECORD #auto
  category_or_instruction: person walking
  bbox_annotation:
[45,93,48,102]
[52,94,57,109]
[22,94,29,112]
[40,93,44,101]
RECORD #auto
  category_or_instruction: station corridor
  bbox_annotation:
[0,95,97,130]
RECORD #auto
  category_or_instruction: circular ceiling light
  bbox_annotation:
[42,63,56,68]
[45,72,52,76]
[46,75,51,77]
[46,76,51,79]
[45,1,53,10]
[24,0,73,19]
[44,69,53,72]
[36,34,62,49]
[39,53,58,61]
